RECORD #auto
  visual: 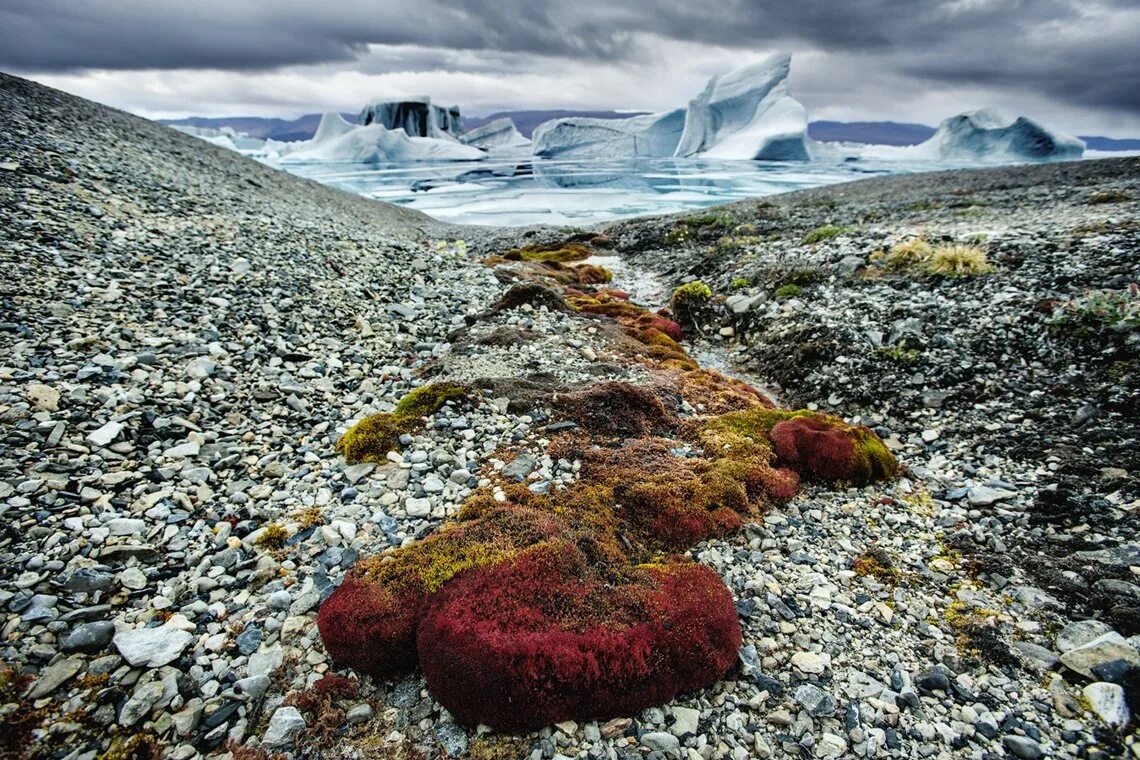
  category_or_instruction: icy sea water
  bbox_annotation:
[275,156,938,227]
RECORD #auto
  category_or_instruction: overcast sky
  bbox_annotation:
[2,0,1139,136]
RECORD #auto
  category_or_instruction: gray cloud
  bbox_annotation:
[1,0,1138,126]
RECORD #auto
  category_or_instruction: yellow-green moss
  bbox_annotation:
[670,281,712,311]
[338,383,468,463]
[803,224,849,244]
[255,523,288,550]
[504,242,594,263]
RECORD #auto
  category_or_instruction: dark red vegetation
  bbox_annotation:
[553,381,678,437]
[769,415,899,485]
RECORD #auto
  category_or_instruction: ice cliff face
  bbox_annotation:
[918,108,1084,162]
[674,53,809,161]
[358,98,463,140]
[459,117,531,150]
[531,110,687,158]
[279,122,484,163]
[530,53,809,161]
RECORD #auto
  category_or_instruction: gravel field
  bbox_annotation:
[1,72,1138,760]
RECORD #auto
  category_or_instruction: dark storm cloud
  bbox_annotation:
[1,0,1138,115]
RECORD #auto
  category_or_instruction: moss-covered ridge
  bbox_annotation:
[318,242,899,733]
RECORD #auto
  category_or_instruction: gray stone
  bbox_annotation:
[434,722,468,757]
[346,703,373,726]
[422,475,445,493]
[501,453,535,482]
[113,625,194,667]
[794,684,837,716]
[1092,578,1140,598]
[263,706,306,748]
[405,497,431,516]
[1077,543,1140,566]
[1082,682,1130,727]
[236,624,262,656]
[120,680,165,726]
[87,421,123,447]
[61,621,115,653]
[967,485,1016,506]
[640,732,680,751]
[235,674,270,701]
[106,518,147,536]
[1059,631,1140,678]
[670,706,699,736]
[247,644,284,677]
[267,590,291,611]
[28,657,84,698]
[1012,641,1059,670]
[1056,620,1114,653]
[1003,736,1043,759]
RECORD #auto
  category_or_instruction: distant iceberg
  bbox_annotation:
[674,53,809,161]
[530,53,808,161]
[459,117,531,150]
[358,98,463,140]
[532,109,687,158]
[916,108,1084,162]
[848,108,1084,163]
[279,122,485,163]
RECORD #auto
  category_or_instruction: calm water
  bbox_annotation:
[275,155,937,227]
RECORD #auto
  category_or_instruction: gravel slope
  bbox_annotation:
[2,71,1138,760]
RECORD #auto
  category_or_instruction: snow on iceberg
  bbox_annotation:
[311,111,357,144]
[674,53,809,161]
[172,124,268,152]
[530,53,808,161]
[459,118,531,150]
[531,109,687,158]
[279,122,485,163]
[913,108,1084,162]
[358,98,463,140]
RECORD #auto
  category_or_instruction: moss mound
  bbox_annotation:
[335,383,467,463]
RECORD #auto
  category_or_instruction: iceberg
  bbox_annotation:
[459,118,531,150]
[531,109,687,158]
[530,53,808,161]
[172,124,268,152]
[279,122,485,163]
[674,53,809,161]
[311,111,357,144]
[913,108,1084,162]
[358,98,463,140]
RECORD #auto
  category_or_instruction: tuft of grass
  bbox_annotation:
[774,284,802,300]
[716,235,762,252]
[874,345,920,364]
[682,213,735,230]
[730,277,750,290]
[803,224,849,244]
[1051,286,1140,335]
[923,244,993,278]
[876,238,992,278]
[782,267,824,286]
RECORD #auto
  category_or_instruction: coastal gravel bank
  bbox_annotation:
[2,71,1138,759]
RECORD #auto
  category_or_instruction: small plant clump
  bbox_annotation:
[874,345,920,364]
[502,242,594,263]
[774,283,802,299]
[715,235,762,252]
[924,244,993,277]
[803,224,849,244]
[1051,285,1140,336]
[670,281,713,325]
[336,383,468,463]
[254,523,288,551]
[683,213,735,229]
[875,238,993,278]
[730,276,750,290]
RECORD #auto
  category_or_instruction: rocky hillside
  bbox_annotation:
[1,70,1138,760]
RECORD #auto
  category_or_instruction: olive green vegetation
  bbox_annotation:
[337,383,468,464]
[774,284,801,299]
[803,225,849,244]
[671,281,713,310]
[731,277,751,290]
[504,242,594,263]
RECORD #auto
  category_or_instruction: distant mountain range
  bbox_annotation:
[160,112,1140,151]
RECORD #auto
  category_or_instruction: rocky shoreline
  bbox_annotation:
[1,71,1138,760]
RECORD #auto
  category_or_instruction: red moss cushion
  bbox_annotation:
[416,542,741,732]
[769,416,898,485]
[316,575,422,679]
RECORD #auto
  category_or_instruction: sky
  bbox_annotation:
[2,0,1139,136]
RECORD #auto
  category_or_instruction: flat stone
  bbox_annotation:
[87,421,123,447]
[501,453,535,482]
[790,651,827,674]
[434,721,468,757]
[61,621,115,653]
[120,680,165,726]
[26,383,60,411]
[670,706,699,736]
[405,497,431,516]
[28,657,84,698]
[1076,543,1140,567]
[1003,736,1043,759]
[106,518,147,536]
[263,706,306,748]
[967,485,1016,506]
[1060,631,1140,678]
[1056,619,1115,653]
[640,732,680,752]
[794,683,837,716]
[1082,681,1130,727]
[113,625,194,668]
[247,644,284,676]
[346,703,373,725]
[1012,641,1060,670]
